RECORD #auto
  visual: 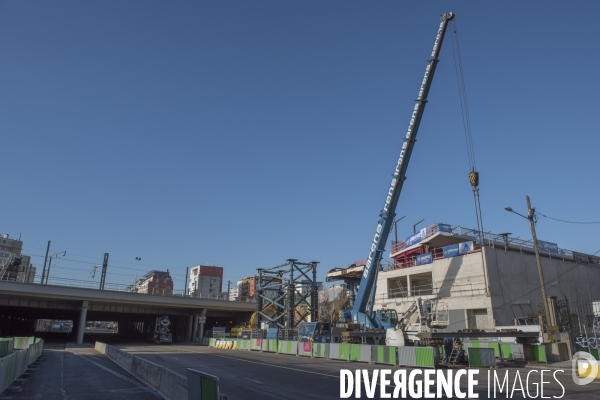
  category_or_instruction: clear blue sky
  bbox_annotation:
[2,1,599,291]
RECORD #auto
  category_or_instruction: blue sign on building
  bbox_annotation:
[458,241,474,254]
[538,240,560,254]
[443,244,459,259]
[405,228,426,247]
[416,253,433,266]
[437,224,452,233]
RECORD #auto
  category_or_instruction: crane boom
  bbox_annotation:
[347,12,455,328]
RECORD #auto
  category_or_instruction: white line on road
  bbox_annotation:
[244,378,262,384]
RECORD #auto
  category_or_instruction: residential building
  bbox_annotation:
[137,270,174,295]
[188,265,224,298]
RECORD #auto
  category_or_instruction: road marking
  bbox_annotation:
[175,349,339,379]
[244,378,262,384]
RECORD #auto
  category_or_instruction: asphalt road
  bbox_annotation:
[0,341,162,400]
[112,343,600,400]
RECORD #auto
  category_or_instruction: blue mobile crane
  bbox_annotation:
[339,12,455,344]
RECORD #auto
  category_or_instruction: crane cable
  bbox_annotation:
[449,19,485,244]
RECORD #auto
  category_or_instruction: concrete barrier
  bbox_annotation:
[328,343,351,361]
[95,342,187,400]
[312,343,329,358]
[499,343,525,360]
[0,338,43,393]
[12,337,30,350]
[249,338,261,351]
[397,346,437,368]
[297,342,312,357]
[349,344,371,363]
[371,345,396,365]
[262,339,277,353]
[277,340,297,355]
[468,348,496,368]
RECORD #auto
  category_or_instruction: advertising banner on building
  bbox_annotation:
[537,240,561,255]
[443,244,459,259]
[416,253,432,266]
[437,224,452,233]
[458,241,474,255]
[406,227,428,247]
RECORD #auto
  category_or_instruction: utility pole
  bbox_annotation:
[526,196,554,326]
[184,267,189,296]
[45,250,66,284]
[99,253,109,290]
[40,241,50,284]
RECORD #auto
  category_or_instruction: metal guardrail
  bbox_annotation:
[389,223,590,264]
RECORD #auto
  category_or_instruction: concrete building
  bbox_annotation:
[239,276,256,299]
[0,234,35,283]
[229,283,240,301]
[137,270,174,295]
[375,223,600,331]
[188,265,224,299]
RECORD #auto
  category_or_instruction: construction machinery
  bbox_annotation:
[337,12,455,344]
[148,316,172,345]
[385,297,449,347]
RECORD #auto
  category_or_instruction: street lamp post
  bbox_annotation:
[505,196,554,326]
[135,257,141,292]
[413,219,425,234]
[393,215,406,245]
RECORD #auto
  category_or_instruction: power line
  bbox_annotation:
[537,212,600,225]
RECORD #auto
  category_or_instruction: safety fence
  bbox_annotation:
[0,337,44,393]
[203,338,438,368]
[462,341,550,363]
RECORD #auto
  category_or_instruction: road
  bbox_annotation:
[111,343,600,400]
[1,341,162,400]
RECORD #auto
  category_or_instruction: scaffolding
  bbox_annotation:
[255,259,319,335]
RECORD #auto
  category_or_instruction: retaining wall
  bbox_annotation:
[95,342,186,400]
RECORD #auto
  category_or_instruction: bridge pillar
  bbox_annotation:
[191,315,199,342]
[76,300,89,345]
[186,314,193,342]
[199,309,207,340]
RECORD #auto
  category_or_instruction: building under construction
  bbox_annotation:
[373,222,600,333]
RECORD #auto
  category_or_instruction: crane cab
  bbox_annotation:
[377,309,399,329]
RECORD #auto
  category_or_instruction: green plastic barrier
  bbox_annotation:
[468,348,496,367]
[277,340,295,355]
[209,338,216,347]
[371,345,396,365]
[415,347,435,368]
[591,349,599,361]
[339,343,350,360]
[349,344,362,362]
[487,342,501,358]
[532,345,547,363]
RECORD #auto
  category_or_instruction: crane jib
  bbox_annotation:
[362,14,453,283]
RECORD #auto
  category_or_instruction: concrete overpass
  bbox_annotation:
[0,281,255,343]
